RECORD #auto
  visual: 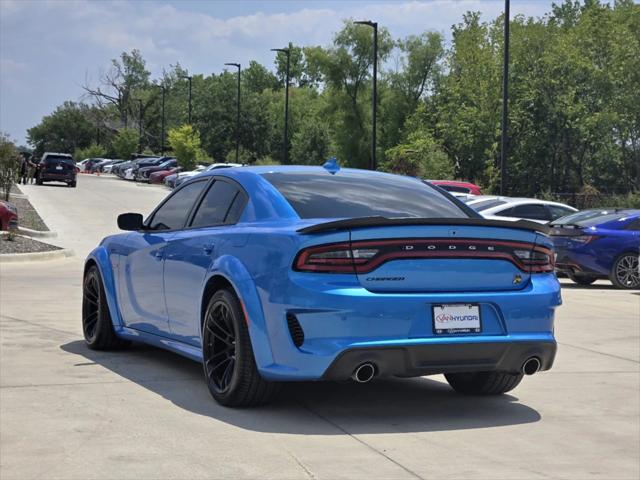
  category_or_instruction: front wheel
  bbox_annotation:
[445,371,523,395]
[610,253,640,289]
[202,289,280,407]
[82,266,130,350]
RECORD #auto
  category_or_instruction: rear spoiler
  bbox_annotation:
[298,216,550,235]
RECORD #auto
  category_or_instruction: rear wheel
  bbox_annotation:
[70,181,77,188]
[82,266,130,350]
[610,253,640,289]
[202,289,279,407]
[568,274,597,286]
[445,371,523,395]
[36,178,43,185]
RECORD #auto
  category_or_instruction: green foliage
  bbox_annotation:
[111,129,139,160]
[75,143,107,161]
[0,132,19,201]
[27,102,96,156]
[382,131,454,179]
[168,124,203,170]
[290,117,331,165]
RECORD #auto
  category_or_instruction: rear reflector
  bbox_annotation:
[294,239,554,274]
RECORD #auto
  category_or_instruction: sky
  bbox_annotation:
[1,0,560,146]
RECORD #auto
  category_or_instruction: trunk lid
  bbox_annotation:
[348,224,540,293]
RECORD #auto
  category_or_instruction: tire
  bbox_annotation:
[202,289,280,407]
[445,371,523,395]
[82,266,130,350]
[610,253,640,289]
[36,178,43,185]
[70,181,77,188]
[568,274,598,286]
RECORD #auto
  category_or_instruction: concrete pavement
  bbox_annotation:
[1,175,638,479]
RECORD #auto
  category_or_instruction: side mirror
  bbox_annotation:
[117,213,144,231]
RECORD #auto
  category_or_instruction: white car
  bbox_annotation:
[469,197,577,224]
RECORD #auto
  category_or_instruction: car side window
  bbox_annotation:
[625,219,640,231]
[148,180,207,231]
[498,204,550,221]
[548,205,574,220]
[190,180,245,228]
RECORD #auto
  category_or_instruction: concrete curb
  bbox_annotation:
[17,226,57,239]
[0,248,74,263]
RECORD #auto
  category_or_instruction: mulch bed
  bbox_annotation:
[0,234,61,254]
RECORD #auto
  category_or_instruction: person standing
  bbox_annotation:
[29,156,38,184]
[19,155,29,185]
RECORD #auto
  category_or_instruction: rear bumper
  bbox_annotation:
[40,173,75,181]
[322,340,556,380]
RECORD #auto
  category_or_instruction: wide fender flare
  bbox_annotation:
[204,255,275,368]
[85,247,125,328]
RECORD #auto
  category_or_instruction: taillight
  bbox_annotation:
[294,239,555,274]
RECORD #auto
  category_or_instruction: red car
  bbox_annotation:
[149,167,181,184]
[428,180,482,195]
[0,200,18,230]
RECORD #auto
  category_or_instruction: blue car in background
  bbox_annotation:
[550,209,640,289]
[83,165,561,407]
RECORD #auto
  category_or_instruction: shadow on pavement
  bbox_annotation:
[559,282,620,291]
[61,339,541,434]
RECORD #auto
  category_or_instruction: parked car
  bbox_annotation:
[37,153,77,187]
[77,158,105,173]
[173,163,241,188]
[428,180,482,195]
[102,160,126,174]
[136,159,178,182]
[469,197,577,224]
[83,165,560,407]
[0,200,18,230]
[149,167,181,184]
[550,209,640,289]
[130,156,174,180]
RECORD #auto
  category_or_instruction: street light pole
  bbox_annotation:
[179,75,193,124]
[136,99,143,154]
[225,63,241,163]
[271,48,291,164]
[355,20,378,171]
[500,0,510,195]
[153,84,166,153]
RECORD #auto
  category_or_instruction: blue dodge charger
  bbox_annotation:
[83,165,561,406]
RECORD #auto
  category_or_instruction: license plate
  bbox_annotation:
[56,166,63,170]
[432,304,481,334]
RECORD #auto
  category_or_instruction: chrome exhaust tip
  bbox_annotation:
[522,357,541,376]
[352,363,376,383]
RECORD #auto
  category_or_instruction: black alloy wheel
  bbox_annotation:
[202,289,280,407]
[82,266,130,350]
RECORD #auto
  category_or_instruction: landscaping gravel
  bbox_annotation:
[0,234,61,255]
[8,194,49,231]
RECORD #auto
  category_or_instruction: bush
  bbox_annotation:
[0,132,19,201]
[111,129,139,160]
[381,132,454,179]
[74,143,106,161]
[168,125,204,171]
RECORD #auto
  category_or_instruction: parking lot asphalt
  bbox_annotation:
[1,175,638,479]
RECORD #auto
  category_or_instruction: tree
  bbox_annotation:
[75,143,107,161]
[290,117,331,165]
[168,124,203,171]
[0,133,19,200]
[27,102,96,156]
[111,129,139,160]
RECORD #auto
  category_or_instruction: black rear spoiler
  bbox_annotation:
[298,216,550,235]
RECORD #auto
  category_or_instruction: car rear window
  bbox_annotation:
[262,171,471,219]
[551,210,639,227]
[44,155,74,165]
[471,199,508,212]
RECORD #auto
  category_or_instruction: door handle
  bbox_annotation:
[153,250,164,261]
[203,243,215,255]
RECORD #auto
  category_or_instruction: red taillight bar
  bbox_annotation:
[294,238,554,274]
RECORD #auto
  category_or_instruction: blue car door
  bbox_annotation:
[119,179,209,336]
[164,178,248,346]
